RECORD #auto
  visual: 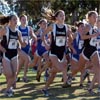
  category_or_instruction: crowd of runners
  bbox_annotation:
[0,9,100,97]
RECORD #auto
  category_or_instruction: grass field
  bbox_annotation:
[0,68,100,100]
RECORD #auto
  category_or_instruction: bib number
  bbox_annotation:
[23,36,29,43]
[96,39,100,49]
[56,36,66,46]
[90,37,97,46]
[41,42,45,47]
[8,39,17,49]
[79,40,84,49]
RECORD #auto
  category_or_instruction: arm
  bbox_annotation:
[18,31,27,47]
[43,34,51,50]
[0,43,6,52]
[0,27,6,37]
[43,24,53,35]
[67,27,77,54]
[0,27,7,52]
[42,24,53,41]
[81,25,99,40]
[29,26,37,42]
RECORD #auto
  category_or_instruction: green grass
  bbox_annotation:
[0,68,100,100]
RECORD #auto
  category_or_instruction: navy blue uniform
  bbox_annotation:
[1,27,18,60]
[50,24,68,61]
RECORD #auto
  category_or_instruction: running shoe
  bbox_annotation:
[4,89,14,97]
[79,84,84,88]
[22,77,29,83]
[16,77,20,82]
[88,89,95,95]
[41,89,49,96]
[67,75,72,85]
[62,82,71,88]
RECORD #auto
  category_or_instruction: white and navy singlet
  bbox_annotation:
[50,24,68,61]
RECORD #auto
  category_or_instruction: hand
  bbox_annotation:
[92,33,99,37]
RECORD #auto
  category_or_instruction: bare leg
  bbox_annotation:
[2,58,14,91]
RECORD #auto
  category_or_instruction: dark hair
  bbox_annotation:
[42,8,64,21]
[0,14,16,25]
[74,21,84,27]
[71,26,77,33]
[19,14,27,20]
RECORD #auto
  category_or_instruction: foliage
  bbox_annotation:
[5,0,100,24]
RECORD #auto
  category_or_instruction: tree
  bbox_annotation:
[5,0,100,24]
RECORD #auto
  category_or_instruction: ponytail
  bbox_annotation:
[0,15,9,25]
[42,8,64,22]
[41,8,55,21]
[0,14,17,25]
[74,21,84,27]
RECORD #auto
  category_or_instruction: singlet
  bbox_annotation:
[18,26,30,54]
[73,32,84,54]
[96,29,100,52]
[1,27,19,60]
[83,25,98,48]
[37,28,43,45]
[50,24,68,60]
[1,27,18,50]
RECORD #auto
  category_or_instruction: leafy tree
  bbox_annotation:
[5,0,100,24]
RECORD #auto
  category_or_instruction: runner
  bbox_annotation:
[0,14,26,96]
[41,9,73,96]
[17,14,37,82]
[28,19,49,82]
[67,11,100,95]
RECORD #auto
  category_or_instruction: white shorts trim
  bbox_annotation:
[72,56,78,62]
[49,51,65,62]
[81,50,89,61]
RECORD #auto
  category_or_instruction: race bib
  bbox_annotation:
[90,37,97,46]
[23,36,29,43]
[78,40,84,49]
[8,39,17,49]
[41,42,45,47]
[96,39,100,49]
[56,36,66,46]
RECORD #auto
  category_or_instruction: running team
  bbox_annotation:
[0,9,100,97]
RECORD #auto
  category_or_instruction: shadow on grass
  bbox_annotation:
[0,70,99,100]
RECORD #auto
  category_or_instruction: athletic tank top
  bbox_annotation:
[96,29,100,50]
[18,26,30,54]
[1,27,18,50]
[73,32,84,54]
[8,28,18,50]
[18,26,29,44]
[83,25,97,47]
[50,24,68,54]
[37,28,43,44]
